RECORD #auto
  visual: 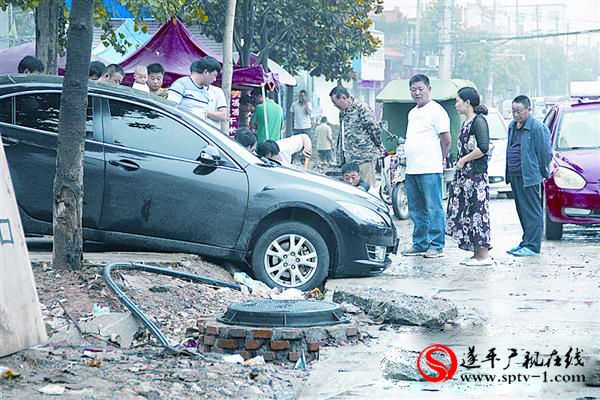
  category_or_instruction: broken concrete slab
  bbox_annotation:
[332,287,458,327]
[84,312,144,348]
[381,346,453,382]
[381,347,425,381]
[49,312,144,348]
[586,353,600,387]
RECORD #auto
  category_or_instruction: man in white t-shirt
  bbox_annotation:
[401,74,451,259]
[290,90,312,135]
[168,56,227,131]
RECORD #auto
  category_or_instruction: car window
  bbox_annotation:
[108,99,209,161]
[484,111,507,140]
[556,110,600,150]
[0,97,11,123]
[15,93,93,137]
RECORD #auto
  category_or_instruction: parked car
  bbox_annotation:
[0,75,398,290]
[542,95,600,240]
[485,107,512,198]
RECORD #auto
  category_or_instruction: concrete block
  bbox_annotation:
[333,287,458,327]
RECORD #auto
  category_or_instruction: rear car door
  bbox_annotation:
[99,97,249,248]
[0,91,104,229]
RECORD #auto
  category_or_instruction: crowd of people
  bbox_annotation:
[15,55,553,263]
[328,72,551,264]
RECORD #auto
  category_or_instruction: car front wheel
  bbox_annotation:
[251,222,329,291]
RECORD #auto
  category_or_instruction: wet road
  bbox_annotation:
[299,197,599,399]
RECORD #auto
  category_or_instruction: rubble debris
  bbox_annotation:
[38,383,66,395]
[332,287,458,327]
[381,347,428,382]
[0,366,21,380]
[586,353,600,387]
[223,354,245,364]
[233,272,271,297]
[339,302,361,314]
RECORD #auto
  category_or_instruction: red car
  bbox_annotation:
[542,94,600,240]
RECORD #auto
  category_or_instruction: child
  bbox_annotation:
[132,65,149,92]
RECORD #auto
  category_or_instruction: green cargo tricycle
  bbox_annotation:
[376,79,475,201]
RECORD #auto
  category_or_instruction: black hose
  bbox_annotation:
[103,262,241,356]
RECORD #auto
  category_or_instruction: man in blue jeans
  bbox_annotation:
[402,74,451,258]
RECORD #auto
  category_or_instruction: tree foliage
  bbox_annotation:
[0,0,206,56]
[189,0,383,81]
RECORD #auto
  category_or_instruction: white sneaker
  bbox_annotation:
[464,258,494,266]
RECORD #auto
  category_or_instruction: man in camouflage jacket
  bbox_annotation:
[330,86,383,188]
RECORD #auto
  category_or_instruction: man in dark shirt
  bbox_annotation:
[341,162,370,192]
[505,95,553,256]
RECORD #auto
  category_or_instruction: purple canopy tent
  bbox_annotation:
[118,18,278,90]
[0,42,108,74]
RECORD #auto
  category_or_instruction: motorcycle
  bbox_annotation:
[379,137,409,220]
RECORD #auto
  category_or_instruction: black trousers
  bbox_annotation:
[509,174,543,253]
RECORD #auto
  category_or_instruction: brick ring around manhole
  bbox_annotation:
[218,299,350,327]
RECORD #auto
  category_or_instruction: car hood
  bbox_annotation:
[256,164,390,214]
[554,149,600,182]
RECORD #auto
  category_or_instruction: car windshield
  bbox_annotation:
[484,111,507,140]
[556,109,600,150]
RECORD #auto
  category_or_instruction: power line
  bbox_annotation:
[441,27,600,45]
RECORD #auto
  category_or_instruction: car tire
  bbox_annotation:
[251,222,329,291]
[391,183,410,220]
[544,207,563,240]
[379,184,392,205]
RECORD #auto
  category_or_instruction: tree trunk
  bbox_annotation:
[52,0,94,270]
[35,0,59,75]
[285,85,294,135]
[221,0,237,134]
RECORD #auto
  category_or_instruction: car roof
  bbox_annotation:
[557,99,600,111]
[0,74,174,108]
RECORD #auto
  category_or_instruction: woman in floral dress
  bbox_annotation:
[446,87,492,266]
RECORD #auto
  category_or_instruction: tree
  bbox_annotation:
[190,0,383,81]
[221,0,237,133]
[52,0,94,269]
[35,0,59,74]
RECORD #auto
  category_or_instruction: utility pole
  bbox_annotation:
[415,0,421,71]
[487,0,498,105]
[536,4,542,96]
[515,0,519,34]
[439,0,453,79]
[565,23,569,95]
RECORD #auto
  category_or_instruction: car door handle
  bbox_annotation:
[109,159,140,171]
[1,137,19,147]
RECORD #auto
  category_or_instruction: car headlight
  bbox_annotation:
[553,167,586,190]
[338,201,388,227]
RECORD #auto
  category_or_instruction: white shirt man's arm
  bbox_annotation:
[167,81,184,104]
[207,88,228,122]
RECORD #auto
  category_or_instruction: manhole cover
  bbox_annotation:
[218,300,350,327]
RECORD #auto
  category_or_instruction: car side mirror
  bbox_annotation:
[197,145,222,166]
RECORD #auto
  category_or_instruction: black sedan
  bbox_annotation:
[0,75,398,290]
